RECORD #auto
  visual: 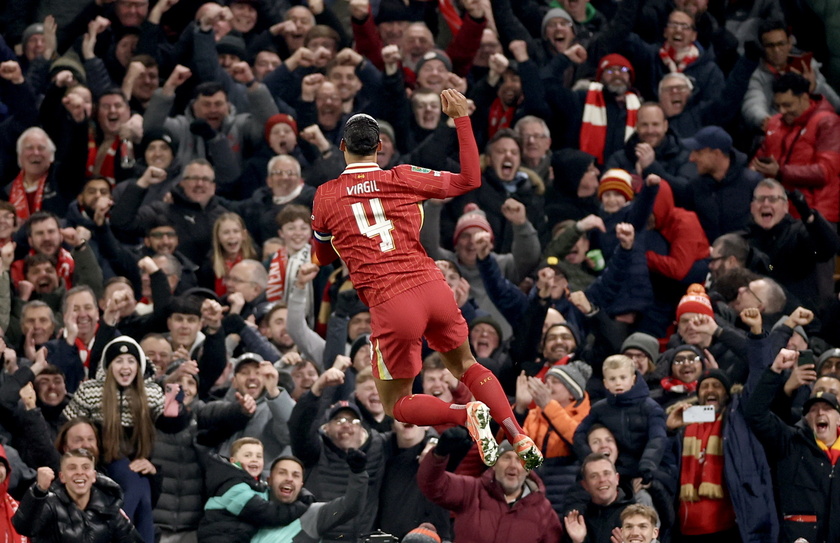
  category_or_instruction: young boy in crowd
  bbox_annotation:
[198,437,308,543]
[266,204,314,305]
[572,355,667,482]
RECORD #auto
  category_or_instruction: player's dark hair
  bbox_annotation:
[342,114,380,156]
[773,72,810,96]
[194,81,226,99]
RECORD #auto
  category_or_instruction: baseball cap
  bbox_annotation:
[803,391,840,415]
[326,400,362,422]
[682,126,733,154]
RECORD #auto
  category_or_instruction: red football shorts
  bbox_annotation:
[368,279,468,380]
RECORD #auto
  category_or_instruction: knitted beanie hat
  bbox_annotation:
[595,53,636,84]
[453,204,494,245]
[541,8,574,37]
[415,50,452,74]
[546,360,593,401]
[597,169,635,201]
[676,284,714,320]
[403,523,441,543]
[265,113,299,141]
[621,332,660,363]
[696,368,732,395]
[101,336,146,378]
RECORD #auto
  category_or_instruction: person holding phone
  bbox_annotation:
[742,19,840,132]
[665,307,779,543]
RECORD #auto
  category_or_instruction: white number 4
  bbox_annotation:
[352,198,395,252]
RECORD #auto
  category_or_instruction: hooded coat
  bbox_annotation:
[573,371,668,480]
[644,180,710,281]
[0,445,24,543]
[544,149,600,227]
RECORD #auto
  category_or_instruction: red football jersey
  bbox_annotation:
[312,162,453,307]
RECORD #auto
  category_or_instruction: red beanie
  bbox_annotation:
[676,284,714,320]
[596,53,635,84]
[597,169,635,201]
[453,204,494,245]
[265,113,299,141]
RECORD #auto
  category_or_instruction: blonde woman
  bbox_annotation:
[200,212,258,296]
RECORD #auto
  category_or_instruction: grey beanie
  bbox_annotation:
[542,8,574,37]
[771,315,809,344]
[621,332,660,364]
[377,119,396,145]
[818,348,840,374]
[546,360,592,401]
[22,23,44,48]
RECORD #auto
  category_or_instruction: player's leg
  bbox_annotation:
[439,341,543,470]
[375,377,467,427]
[369,288,468,428]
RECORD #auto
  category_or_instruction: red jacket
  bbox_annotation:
[646,181,710,280]
[418,453,562,543]
[756,96,840,222]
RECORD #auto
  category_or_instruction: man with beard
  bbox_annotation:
[745,347,840,543]
[63,177,115,278]
[604,103,693,194]
[667,312,778,543]
[11,213,74,289]
[257,303,296,356]
[544,54,641,166]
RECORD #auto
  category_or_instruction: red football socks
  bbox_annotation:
[393,394,467,426]
[460,363,524,441]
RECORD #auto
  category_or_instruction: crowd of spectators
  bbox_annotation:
[0,0,837,541]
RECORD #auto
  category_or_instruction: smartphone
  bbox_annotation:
[798,349,816,367]
[788,52,813,74]
[683,405,716,423]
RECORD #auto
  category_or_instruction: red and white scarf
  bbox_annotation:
[580,82,640,164]
[660,376,697,394]
[266,245,312,304]
[658,43,700,73]
[439,0,462,35]
[680,414,725,502]
[8,170,47,221]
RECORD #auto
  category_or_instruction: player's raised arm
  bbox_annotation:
[441,89,481,196]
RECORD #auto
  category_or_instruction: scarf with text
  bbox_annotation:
[8,170,47,221]
[680,414,725,502]
[580,82,640,163]
[658,43,700,73]
[266,244,312,304]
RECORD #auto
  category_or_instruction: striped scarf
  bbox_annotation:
[816,435,840,465]
[439,0,462,35]
[580,82,640,164]
[680,414,725,502]
[658,43,700,73]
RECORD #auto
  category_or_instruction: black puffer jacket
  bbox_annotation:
[151,407,206,533]
[13,474,142,543]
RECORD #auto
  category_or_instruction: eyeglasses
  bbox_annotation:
[148,231,177,239]
[330,417,361,426]
[666,21,694,30]
[522,134,548,141]
[662,85,690,94]
[183,175,215,184]
[624,352,649,361]
[270,170,298,177]
[673,355,701,365]
[745,285,763,306]
[603,66,630,75]
[545,19,573,29]
[752,195,786,204]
